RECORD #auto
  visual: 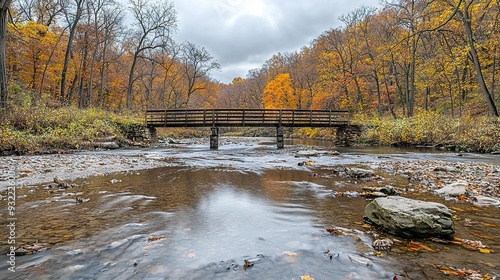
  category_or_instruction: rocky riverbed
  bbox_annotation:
[1,137,499,279]
[1,137,499,202]
[0,153,171,192]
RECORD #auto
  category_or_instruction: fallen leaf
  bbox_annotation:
[450,206,464,212]
[440,269,459,276]
[478,248,491,254]
[282,251,298,256]
[407,241,423,251]
[187,250,196,258]
[480,222,497,227]
[243,259,254,270]
[480,260,496,268]
[472,232,493,240]
[301,275,314,280]
[147,236,166,242]
[420,244,439,253]
[428,237,450,244]
[325,227,345,235]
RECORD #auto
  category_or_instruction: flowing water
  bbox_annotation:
[1,138,499,279]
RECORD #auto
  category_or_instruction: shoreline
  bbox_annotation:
[0,152,171,192]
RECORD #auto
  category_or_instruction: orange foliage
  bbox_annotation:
[262,73,297,109]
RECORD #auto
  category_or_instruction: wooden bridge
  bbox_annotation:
[145,109,352,149]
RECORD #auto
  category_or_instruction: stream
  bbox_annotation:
[1,137,499,279]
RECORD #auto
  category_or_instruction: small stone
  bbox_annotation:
[365,191,387,198]
[435,180,468,197]
[345,167,375,178]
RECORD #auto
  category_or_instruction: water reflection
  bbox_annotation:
[1,140,499,279]
[1,167,402,279]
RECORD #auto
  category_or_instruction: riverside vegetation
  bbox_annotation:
[1,99,499,155]
[0,94,143,155]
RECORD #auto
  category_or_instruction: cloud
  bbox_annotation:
[172,0,378,83]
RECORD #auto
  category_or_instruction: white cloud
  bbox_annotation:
[171,0,379,83]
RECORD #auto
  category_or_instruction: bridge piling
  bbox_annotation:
[210,127,219,150]
[276,126,284,149]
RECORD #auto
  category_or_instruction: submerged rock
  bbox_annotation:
[345,167,375,178]
[364,196,455,238]
[297,150,319,157]
[470,195,500,207]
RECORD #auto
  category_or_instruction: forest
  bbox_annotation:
[0,0,499,153]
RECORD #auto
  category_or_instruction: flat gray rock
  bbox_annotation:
[364,196,454,238]
[345,167,374,178]
[434,180,468,196]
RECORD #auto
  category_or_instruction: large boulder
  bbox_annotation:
[364,196,454,238]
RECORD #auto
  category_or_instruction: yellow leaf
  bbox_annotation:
[480,222,497,227]
[420,244,439,253]
[478,248,490,254]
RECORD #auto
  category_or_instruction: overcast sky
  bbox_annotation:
[170,0,379,84]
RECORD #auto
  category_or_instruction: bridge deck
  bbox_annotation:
[146,109,349,128]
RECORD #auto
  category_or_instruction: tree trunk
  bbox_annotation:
[126,52,139,109]
[424,86,430,111]
[60,0,83,105]
[99,26,109,108]
[461,9,499,116]
[0,1,11,109]
[60,21,80,104]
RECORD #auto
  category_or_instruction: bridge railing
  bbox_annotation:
[146,109,349,128]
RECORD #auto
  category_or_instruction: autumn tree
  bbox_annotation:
[262,73,297,109]
[125,0,177,109]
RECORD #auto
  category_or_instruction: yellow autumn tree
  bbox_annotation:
[262,73,297,109]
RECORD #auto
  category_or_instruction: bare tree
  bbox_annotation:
[60,0,86,104]
[98,2,122,107]
[125,0,177,109]
[14,0,63,26]
[180,42,220,108]
[0,0,12,109]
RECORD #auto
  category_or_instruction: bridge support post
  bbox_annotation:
[210,127,219,150]
[276,126,284,149]
[148,126,157,141]
[335,125,362,146]
[335,125,349,146]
